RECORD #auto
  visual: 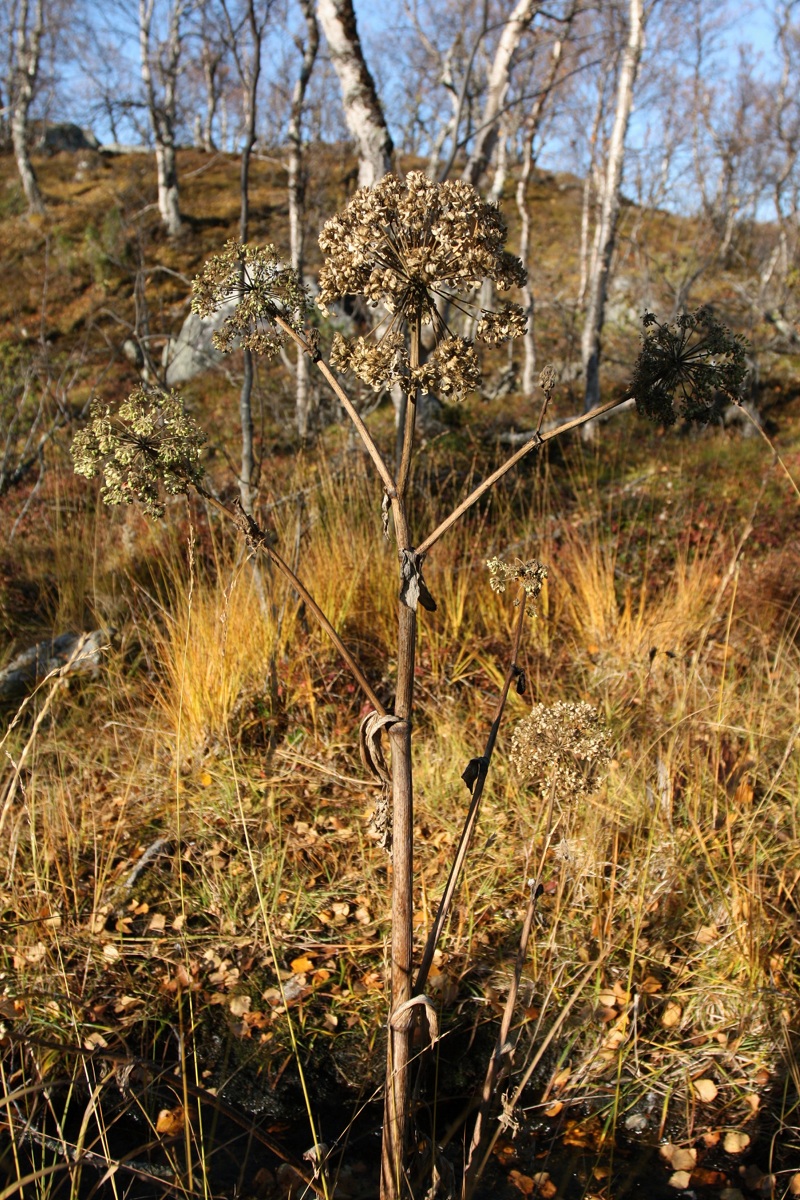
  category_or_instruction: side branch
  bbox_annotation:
[275,316,397,495]
[197,487,387,716]
[416,395,629,556]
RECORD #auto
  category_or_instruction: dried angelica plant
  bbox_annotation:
[318,170,527,399]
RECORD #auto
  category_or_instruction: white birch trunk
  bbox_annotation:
[462,0,539,190]
[581,0,644,414]
[317,0,392,188]
[288,0,319,439]
[516,34,566,394]
[139,0,184,237]
[11,0,45,217]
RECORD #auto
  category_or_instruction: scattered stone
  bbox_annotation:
[162,300,238,385]
[35,122,100,155]
[122,338,144,368]
[0,630,109,703]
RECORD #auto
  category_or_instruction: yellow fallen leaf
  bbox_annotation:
[789,1172,800,1196]
[662,1001,682,1028]
[544,1101,563,1117]
[668,1172,692,1190]
[84,1032,108,1050]
[695,924,718,945]
[156,1106,192,1137]
[598,991,617,1008]
[723,1130,750,1154]
[640,975,662,994]
[290,955,315,974]
[693,1078,718,1103]
[148,913,166,933]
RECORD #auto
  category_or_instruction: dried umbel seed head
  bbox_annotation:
[192,241,309,356]
[486,557,548,617]
[71,386,206,518]
[630,307,748,426]
[510,701,610,801]
[318,171,526,399]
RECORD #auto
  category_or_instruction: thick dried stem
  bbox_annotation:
[416,590,527,994]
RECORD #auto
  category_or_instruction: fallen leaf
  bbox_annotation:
[789,1173,800,1196]
[691,1168,727,1187]
[544,1101,563,1117]
[290,955,315,974]
[693,1078,718,1103]
[199,772,212,787]
[508,1171,534,1196]
[659,1145,697,1172]
[84,1032,108,1050]
[695,924,718,945]
[229,994,251,1017]
[701,1131,720,1148]
[102,943,120,962]
[598,991,617,1008]
[532,1173,556,1199]
[156,1106,192,1137]
[662,1001,682,1028]
[148,913,166,933]
[723,1130,750,1154]
[743,1093,760,1114]
[493,1141,516,1166]
[640,975,662,994]
[551,1067,571,1092]
[668,1172,691,1190]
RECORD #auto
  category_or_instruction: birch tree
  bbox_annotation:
[10,0,45,216]
[288,0,319,438]
[221,0,273,513]
[581,0,644,414]
[461,0,541,189]
[139,0,187,237]
[317,0,392,187]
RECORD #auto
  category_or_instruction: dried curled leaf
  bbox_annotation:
[399,550,437,612]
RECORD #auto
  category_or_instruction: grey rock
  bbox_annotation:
[0,630,110,703]
[162,300,238,386]
[37,123,100,155]
[122,338,144,368]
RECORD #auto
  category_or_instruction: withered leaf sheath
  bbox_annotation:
[318,171,527,399]
[192,241,310,357]
[630,307,748,425]
[71,386,206,519]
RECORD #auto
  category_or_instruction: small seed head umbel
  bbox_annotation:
[71,386,206,519]
[486,557,548,617]
[510,701,610,802]
[192,241,309,356]
[630,307,747,425]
